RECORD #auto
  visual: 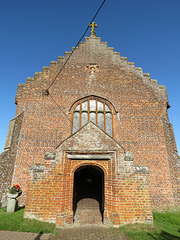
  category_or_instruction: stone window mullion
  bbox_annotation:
[72,98,113,136]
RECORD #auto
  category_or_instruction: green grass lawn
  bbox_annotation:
[0,207,56,233]
[120,210,180,240]
[0,207,180,240]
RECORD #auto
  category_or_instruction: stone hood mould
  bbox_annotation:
[56,121,125,153]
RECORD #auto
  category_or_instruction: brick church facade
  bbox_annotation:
[0,25,179,227]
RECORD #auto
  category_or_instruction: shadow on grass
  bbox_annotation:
[34,231,44,240]
[148,230,180,240]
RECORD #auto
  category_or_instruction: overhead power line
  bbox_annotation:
[30,0,107,154]
[49,94,75,127]
[46,0,106,91]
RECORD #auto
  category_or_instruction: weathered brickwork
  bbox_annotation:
[0,34,179,226]
[24,122,153,226]
[161,117,180,206]
[0,112,24,207]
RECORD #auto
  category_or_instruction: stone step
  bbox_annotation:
[74,209,102,225]
[74,198,103,225]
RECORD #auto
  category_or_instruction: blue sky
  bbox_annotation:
[0,0,180,153]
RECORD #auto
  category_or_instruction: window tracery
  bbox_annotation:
[72,98,113,136]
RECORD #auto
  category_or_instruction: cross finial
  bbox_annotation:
[89,22,97,37]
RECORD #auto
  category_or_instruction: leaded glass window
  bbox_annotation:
[72,98,113,136]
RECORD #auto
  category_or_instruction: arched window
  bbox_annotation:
[72,97,113,136]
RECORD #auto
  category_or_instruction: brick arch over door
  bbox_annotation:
[70,96,116,137]
[73,165,105,222]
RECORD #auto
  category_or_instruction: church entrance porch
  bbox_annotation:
[73,166,104,225]
[24,122,153,227]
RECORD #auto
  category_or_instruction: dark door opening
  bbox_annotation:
[73,165,104,222]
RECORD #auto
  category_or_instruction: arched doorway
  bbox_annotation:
[73,165,104,224]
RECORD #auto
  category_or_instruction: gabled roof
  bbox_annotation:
[56,121,125,152]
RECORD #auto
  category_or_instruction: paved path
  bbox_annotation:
[52,225,130,240]
[0,231,50,240]
[0,226,130,240]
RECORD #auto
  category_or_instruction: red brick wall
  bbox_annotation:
[24,122,153,226]
[1,36,179,220]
